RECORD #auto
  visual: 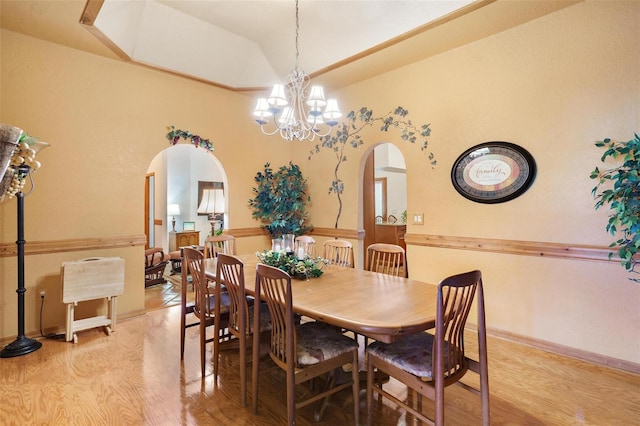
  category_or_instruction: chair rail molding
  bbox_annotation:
[404,234,617,263]
[0,234,147,257]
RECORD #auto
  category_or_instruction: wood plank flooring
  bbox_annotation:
[1,303,639,425]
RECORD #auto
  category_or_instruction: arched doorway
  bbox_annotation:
[362,143,408,254]
[145,144,228,252]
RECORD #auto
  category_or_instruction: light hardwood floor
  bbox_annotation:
[1,299,639,425]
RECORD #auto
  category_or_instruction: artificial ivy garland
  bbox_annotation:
[166,125,214,152]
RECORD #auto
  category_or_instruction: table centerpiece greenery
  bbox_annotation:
[256,250,328,280]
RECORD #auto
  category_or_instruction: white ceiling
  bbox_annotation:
[0,1,581,93]
[93,0,475,89]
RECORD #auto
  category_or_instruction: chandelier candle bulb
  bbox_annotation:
[251,0,341,142]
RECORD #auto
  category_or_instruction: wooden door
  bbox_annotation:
[363,151,376,252]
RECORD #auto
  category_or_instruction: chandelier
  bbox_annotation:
[252,0,341,142]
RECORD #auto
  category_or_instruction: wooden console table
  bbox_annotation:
[169,230,200,252]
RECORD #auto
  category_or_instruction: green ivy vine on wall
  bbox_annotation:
[308,106,435,229]
[166,125,214,152]
[590,133,640,281]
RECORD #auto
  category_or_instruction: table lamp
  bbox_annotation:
[167,203,180,232]
[197,188,225,235]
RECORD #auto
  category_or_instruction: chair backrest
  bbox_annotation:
[183,247,211,317]
[322,239,354,268]
[436,270,481,384]
[145,247,167,268]
[255,263,296,370]
[295,235,316,257]
[216,253,249,336]
[365,243,407,277]
[204,235,236,258]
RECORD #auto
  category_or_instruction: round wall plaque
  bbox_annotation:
[451,141,536,204]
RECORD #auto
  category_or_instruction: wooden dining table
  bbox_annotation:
[204,253,439,344]
[204,253,489,423]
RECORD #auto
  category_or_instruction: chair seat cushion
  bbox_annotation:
[297,322,358,366]
[204,291,231,314]
[367,332,438,379]
[248,302,272,333]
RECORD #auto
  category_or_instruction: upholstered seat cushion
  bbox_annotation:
[367,332,458,379]
[297,322,358,366]
[247,302,272,333]
[203,291,230,314]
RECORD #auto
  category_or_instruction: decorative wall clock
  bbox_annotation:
[451,141,536,204]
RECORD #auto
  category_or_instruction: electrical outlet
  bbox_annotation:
[412,213,424,225]
[39,289,46,298]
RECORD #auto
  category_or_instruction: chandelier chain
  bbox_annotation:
[252,0,341,142]
[295,0,300,71]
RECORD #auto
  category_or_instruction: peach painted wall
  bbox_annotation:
[0,29,284,339]
[291,1,640,364]
[1,1,639,366]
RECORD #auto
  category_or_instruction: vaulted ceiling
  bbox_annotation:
[1,0,579,93]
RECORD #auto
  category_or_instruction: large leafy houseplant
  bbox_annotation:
[590,133,640,281]
[249,162,313,237]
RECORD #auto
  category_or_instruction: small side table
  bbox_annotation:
[61,257,124,343]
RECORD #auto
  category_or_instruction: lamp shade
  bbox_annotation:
[197,189,225,214]
[167,204,180,216]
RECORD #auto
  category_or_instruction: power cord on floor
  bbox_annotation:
[39,292,65,340]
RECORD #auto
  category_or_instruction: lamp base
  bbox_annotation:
[0,335,42,358]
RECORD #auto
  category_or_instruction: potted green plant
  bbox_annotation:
[590,133,640,281]
[249,162,313,237]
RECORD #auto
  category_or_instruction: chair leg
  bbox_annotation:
[213,317,220,380]
[477,281,490,426]
[180,313,186,360]
[239,333,247,407]
[367,356,374,426]
[351,349,360,426]
[314,372,336,422]
[286,368,296,426]
[199,316,206,378]
[251,305,261,415]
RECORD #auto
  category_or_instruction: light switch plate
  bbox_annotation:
[412,213,424,225]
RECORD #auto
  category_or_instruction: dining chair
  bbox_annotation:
[214,253,270,407]
[252,264,360,425]
[295,235,316,257]
[181,247,230,378]
[322,239,354,268]
[203,234,236,259]
[365,270,489,426]
[365,243,407,278]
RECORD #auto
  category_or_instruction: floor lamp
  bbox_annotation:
[1,142,49,358]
